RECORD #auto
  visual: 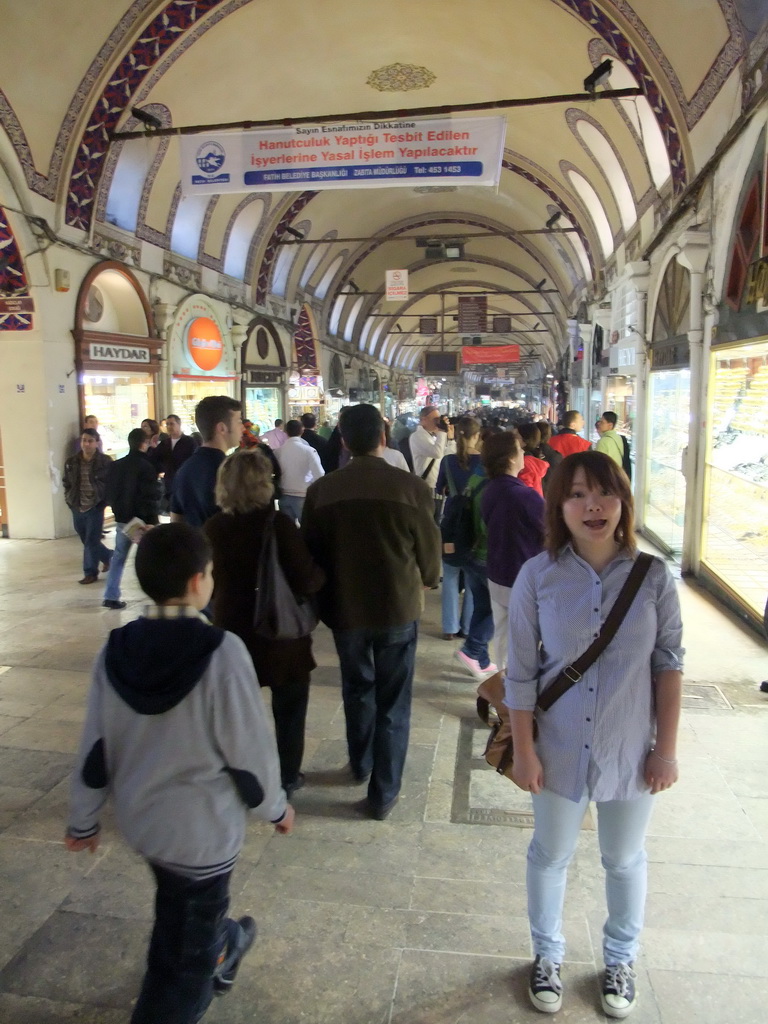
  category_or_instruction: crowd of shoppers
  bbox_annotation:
[64,396,672,1023]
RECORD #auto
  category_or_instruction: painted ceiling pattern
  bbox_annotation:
[0,0,762,363]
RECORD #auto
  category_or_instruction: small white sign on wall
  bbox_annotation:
[386,269,409,300]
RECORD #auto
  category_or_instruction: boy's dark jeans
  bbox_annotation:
[131,863,232,1024]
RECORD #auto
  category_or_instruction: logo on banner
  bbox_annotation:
[186,317,223,371]
[193,141,229,185]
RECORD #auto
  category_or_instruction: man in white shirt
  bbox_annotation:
[261,418,288,450]
[274,420,324,522]
[409,406,452,490]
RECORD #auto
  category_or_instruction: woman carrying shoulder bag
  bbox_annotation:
[505,451,683,1019]
[204,449,325,798]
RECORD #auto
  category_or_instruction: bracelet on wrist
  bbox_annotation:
[650,748,678,766]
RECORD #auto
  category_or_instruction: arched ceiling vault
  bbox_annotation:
[1,0,760,372]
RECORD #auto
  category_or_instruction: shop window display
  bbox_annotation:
[83,373,155,459]
[702,341,768,619]
[245,387,281,433]
[644,369,690,555]
[171,379,234,430]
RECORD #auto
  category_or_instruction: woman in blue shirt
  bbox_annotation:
[505,451,683,1019]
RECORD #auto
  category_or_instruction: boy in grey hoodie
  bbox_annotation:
[65,523,295,1024]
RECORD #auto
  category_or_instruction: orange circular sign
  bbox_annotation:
[186,316,223,371]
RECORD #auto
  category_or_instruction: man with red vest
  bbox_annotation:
[548,410,592,458]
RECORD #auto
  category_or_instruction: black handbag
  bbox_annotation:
[477,553,655,779]
[253,511,318,640]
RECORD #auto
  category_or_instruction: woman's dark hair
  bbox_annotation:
[516,422,541,450]
[454,415,481,470]
[135,523,211,603]
[537,420,552,443]
[545,450,635,558]
[481,430,522,479]
[141,418,160,438]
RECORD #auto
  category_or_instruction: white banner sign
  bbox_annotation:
[386,269,409,300]
[180,117,506,195]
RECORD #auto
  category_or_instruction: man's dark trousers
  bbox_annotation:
[71,505,111,577]
[130,864,232,1024]
[332,621,418,809]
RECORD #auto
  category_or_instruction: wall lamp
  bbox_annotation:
[131,106,162,130]
[584,59,613,94]
[545,211,562,230]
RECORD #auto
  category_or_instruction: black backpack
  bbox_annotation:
[441,467,487,566]
[621,435,632,481]
[398,435,415,472]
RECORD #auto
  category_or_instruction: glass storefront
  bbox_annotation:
[603,374,636,479]
[83,372,156,459]
[701,339,768,619]
[288,384,322,422]
[245,387,281,433]
[644,368,690,555]
[171,378,236,433]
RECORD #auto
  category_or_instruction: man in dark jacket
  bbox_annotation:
[300,413,330,470]
[160,414,198,511]
[63,427,113,584]
[302,404,441,820]
[102,428,160,609]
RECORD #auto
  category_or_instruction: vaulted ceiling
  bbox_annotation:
[1,0,762,373]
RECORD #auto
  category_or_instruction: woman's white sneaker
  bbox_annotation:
[601,962,637,1018]
[529,955,563,1013]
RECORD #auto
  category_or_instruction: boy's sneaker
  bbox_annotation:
[213,916,257,996]
[529,955,563,1013]
[601,962,637,1018]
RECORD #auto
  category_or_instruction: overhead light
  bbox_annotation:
[533,322,541,331]
[349,279,360,293]
[131,106,162,130]
[545,211,562,230]
[444,241,464,259]
[394,323,403,331]
[535,278,547,290]
[584,59,613,94]
[283,225,305,239]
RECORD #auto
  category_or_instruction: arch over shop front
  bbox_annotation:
[241,315,288,430]
[72,261,162,456]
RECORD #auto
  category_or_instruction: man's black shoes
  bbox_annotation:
[103,600,127,610]
[213,916,257,996]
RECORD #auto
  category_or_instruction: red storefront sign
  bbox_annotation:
[461,344,520,364]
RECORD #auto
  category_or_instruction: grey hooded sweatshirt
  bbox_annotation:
[67,611,287,879]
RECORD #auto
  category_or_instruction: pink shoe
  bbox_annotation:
[453,649,498,680]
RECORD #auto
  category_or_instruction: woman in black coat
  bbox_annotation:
[204,449,325,797]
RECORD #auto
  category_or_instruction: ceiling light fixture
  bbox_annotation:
[545,211,562,230]
[283,225,305,240]
[584,59,613,94]
[535,278,547,290]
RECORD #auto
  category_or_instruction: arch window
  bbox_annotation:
[359,314,378,352]
[602,57,671,191]
[368,320,387,356]
[271,220,311,297]
[574,119,636,232]
[343,296,365,342]
[726,177,761,308]
[565,169,614,258]
[223,199,265,279]
[170,194,209,260]
[315,253,346,300]
[300,231,337,289]
[329,294,346,336]
[105,137,163,231]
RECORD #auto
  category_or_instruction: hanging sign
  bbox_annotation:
[461,345,520,365]
[386,269,409,300]
[458,295,488,333]
[180,116,506,195]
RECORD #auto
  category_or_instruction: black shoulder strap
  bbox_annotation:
[537,553,654,712]
[420,458,435,480]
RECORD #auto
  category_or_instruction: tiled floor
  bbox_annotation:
[0,532,766,1023]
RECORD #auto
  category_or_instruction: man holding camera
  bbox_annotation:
[409,406,453,490]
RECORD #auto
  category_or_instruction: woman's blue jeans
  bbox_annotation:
[441,560,473,635]
[528,788,655,965]
[458,560,494,668]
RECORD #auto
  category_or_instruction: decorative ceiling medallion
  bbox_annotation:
[367,63,436,92]
[413,186,457,193]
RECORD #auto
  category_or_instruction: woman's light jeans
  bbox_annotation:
[441,560,473,635]
[528,788,655,965]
